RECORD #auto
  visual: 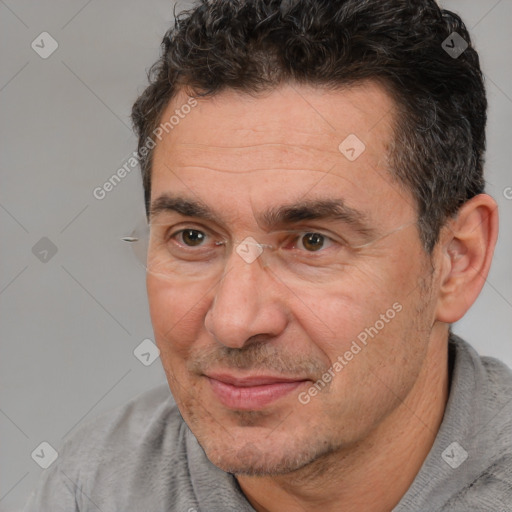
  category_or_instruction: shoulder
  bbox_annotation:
[476,351,512,455]
[469,353,512,501]
[25,383,197,511]
[444,454,512,511]
[62,382,183,462]
[450,335,512,424]
[445,339,512,509]
[479,352,512,397]
[456,338,512,465]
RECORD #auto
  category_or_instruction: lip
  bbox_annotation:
[206,373,309,410]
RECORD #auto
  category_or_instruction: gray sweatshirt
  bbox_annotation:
[24,335,512,511]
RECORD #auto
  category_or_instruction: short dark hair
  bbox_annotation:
[131,0,487,252]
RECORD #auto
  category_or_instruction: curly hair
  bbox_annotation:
[131,0,487,252]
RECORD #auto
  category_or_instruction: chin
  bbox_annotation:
[179,389,347,476]
[199,426,340,477]
[206,444,311,476]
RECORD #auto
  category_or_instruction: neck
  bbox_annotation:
[236,327,450,512]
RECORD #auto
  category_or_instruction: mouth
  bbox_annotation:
[205,373,310,410]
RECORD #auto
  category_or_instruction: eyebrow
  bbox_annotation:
[150,194,374,236]
[150,195,216,222]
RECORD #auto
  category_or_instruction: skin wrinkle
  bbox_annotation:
[152,276,242,443]
[173,142,339,151]
[154,170,397,234]
[143,83,466,512]
[163,165,334,174]
[149,194,375,237]
[158,165,374,230]
[153,242,371,443]
[132,1,488,254]
[169,146,343,174]
[155,96,400,231]
[124,2,500,508]
[142,78,499,512]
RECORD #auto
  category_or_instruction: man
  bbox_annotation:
[25,0,512,510]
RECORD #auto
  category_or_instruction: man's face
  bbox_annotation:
[147,82,439,475]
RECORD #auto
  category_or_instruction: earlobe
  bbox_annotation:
[435,194,499,323]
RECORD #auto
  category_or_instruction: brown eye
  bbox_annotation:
[301,233,325,252]
[181,229,205,246]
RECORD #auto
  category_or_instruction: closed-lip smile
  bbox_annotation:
[205,372,309,410]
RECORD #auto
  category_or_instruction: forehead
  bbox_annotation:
[150,82,415,228]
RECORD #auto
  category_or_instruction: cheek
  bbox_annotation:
[286,294,386,381]
[296,255,420,365]
[147,276,210,357]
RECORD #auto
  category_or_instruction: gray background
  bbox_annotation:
[1,1,511,510]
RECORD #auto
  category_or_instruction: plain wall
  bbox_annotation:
[1,1,511,510]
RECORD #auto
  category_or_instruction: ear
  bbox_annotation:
[435,194,499,323]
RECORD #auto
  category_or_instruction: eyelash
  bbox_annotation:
[166,227,340,254]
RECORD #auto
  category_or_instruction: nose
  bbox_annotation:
[204,246,288,349]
